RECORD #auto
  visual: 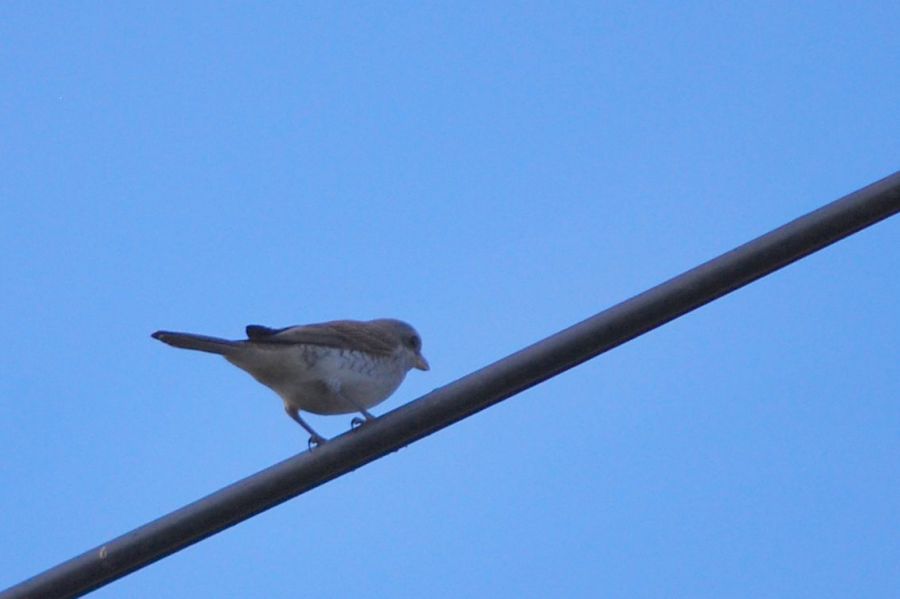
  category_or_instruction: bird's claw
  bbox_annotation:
[351,416,367,429]
[307,435,327,450]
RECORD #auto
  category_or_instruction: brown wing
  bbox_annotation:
[244,320,398,356]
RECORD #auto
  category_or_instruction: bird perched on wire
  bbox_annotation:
[151,318,429,448]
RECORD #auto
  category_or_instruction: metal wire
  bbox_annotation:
[3,171,899,599]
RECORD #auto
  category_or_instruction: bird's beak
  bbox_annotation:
[414,354,430,371]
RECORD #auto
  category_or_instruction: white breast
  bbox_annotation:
[226,344,410,415]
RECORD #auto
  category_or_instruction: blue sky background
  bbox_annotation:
[1,3,898,598]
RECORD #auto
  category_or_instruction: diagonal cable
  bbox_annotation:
[3,170,899,599]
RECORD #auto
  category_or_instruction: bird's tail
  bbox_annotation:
[151,331,241,355]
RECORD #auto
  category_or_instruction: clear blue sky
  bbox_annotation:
[2,3,898,598]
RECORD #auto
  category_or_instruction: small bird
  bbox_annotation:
[151,318,429,447]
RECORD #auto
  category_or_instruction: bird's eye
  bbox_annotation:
[407,335,420,350]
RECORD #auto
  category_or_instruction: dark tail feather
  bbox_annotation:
[151,331,240,355]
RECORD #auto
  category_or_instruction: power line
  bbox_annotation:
[3,171,899,599]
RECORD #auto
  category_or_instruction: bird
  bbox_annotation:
[151,318,429,448]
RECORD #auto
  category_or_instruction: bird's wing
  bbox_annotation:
[244,320,397,356]
[246,324,289,338]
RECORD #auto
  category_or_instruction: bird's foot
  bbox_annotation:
[352,407,377,428]
[307,434,328,450]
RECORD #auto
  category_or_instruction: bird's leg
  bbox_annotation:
[341,394,377,429]
[349,407,376,429]
[284,405,327,449]
[323,380,377,429]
